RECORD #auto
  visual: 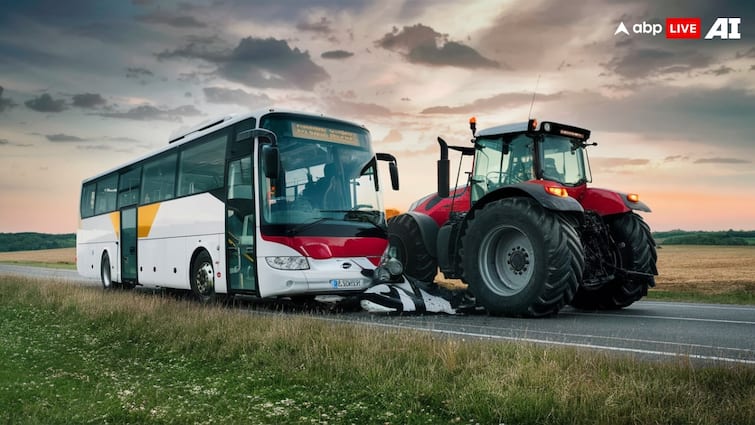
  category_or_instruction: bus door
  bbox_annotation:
[120,206,138,284]
[226,155,256,292]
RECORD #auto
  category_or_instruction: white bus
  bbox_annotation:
[77,108,403,301]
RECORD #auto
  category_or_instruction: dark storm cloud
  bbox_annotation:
[136,10,207,28]
[96,104,203,122]
[0,86,17,112]
[158,36,329,90]
[72,93,106,108]
[321,50,354,59]
[421,91,564,114]
[376,24,498,69]
[203,86,272,107]
[25,93,66,113]
[46,133,87,142]
[603,42,714,79]
[126,67,154,78]
[694,158,751,164]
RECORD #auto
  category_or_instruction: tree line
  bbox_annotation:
[0,233,76,252]
[653,230,754,246]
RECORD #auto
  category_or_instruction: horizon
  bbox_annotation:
[1,0,753,233]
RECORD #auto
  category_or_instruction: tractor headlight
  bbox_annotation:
[385,257,403,276]
[265,256,310,270]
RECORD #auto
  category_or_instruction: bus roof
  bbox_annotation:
[82,107,367,184]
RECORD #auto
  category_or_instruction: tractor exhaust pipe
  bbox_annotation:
[437,137,449,198]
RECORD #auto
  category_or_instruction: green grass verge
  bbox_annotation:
[1,277,754,425]
[646,289,755,305]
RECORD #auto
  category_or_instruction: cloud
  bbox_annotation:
[126,67,154,79]
[203,86,272,108]
[693,158,751,164]
[158,36,329,90]
[321,50,354,60]
[422,91,564,114]
[381,129,403,143]
[96,104,203,122]
[604,43,713,79]
[376,24,498,69]
[46,133,87,142]
[324,97,396,119]
[24,93,66,113]
[297,17,333,34]
[0,139,8,145]
[136,10,206,28]
[72,93,106,108]
[0,86,17,112]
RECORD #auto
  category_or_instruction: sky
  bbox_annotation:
[0,0,754,233]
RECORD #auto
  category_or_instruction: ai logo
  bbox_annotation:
[704,17,741,39]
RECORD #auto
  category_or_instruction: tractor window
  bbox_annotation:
[540,135,591,186]
[472,134,533,202]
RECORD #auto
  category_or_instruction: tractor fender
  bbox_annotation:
[580,188,651,215]
[474,183,584,214]
[393,211,439,258]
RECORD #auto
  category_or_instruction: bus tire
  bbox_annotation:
[461,197,583,317]
[191,250,216,303]
[100,252,113,290]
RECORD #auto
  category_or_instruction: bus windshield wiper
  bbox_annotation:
[286,217,335,236]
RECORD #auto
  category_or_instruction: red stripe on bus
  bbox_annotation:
[262,235,387,265]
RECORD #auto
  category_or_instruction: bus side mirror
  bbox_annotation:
[262,145,279,178]
[376,153,400,191]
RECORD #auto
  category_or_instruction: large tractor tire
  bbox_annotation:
[461,197,583,317]
[387,214,438,282]
[570,212,657,310]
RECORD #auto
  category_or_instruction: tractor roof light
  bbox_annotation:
[469,116,477,136]
[627,193,640,203]
[528,118,538,131]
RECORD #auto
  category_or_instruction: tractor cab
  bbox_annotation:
[470,119,593,203]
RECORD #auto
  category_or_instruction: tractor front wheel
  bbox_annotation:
[461,197,583,317]
[388,214,438,282]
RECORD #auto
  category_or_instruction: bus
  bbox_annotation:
[77,108,404,301]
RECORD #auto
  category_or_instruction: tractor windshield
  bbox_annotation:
[539,135,592,186]
[471,134,535,202]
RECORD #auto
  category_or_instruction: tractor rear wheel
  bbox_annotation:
[387,214,438,282]
[461,197,583,317]
[570,212,657,310]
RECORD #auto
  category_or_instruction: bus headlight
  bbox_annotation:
[265,256,310,270]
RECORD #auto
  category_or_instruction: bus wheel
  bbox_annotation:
[100,252,113,290]
[191,251,216,303]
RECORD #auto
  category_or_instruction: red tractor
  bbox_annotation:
[388,118,657,317]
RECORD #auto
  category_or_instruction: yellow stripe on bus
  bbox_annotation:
[138,203,161,238]
[109,212,120,238]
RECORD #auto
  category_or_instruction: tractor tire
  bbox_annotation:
[461,197,583,317]
[570,212,657,310]
[387,214,438,282]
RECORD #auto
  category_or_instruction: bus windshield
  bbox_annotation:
[259,114,385,235]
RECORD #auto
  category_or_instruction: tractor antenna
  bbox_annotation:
[528,74,541,120]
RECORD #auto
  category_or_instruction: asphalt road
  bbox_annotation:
[2,264,754,365]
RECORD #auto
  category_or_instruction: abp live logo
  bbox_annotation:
[666,17,741,39]
[615,17,741,39]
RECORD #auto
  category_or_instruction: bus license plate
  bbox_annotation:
[331,279,364,288]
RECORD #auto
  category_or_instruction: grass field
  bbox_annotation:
[0,276,753,425]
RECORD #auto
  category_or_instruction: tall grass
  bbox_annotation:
[1,276,753,424]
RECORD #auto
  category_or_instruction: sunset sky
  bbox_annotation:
[1,0,753,233]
